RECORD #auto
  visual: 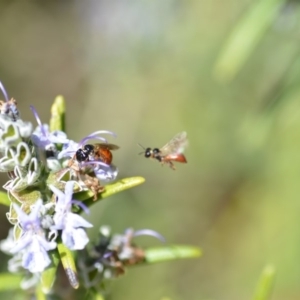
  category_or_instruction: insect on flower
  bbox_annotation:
[75,143,119,165]
[59,131,119,200]
[0,81,19,121]
[139,131,188,170]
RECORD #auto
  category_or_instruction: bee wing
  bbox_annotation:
[106,144,120,150]
[95,143,120,150]
[160,132,188,156]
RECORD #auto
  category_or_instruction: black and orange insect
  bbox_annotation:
[75,143,119,165]
[139,131,188,170]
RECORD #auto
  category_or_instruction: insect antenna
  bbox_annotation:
[137,143,146,155]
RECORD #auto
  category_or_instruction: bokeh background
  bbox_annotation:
[0,0,300,299]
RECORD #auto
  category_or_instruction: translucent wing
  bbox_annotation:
[95,143,120,150]
[159,132,188,156]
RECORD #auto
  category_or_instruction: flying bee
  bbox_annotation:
[139,131,188,170]
[75,143,120,165]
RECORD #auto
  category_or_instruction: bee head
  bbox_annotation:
[75,144,95,162]
[75,149,88,162]
[145,148,152,158]
[153,148,159,154]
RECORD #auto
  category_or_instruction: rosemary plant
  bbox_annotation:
[0,82,201,299]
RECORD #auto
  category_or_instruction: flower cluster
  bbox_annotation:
[78,226,165,288]
[0,83,119,282]
[0,83,172,296]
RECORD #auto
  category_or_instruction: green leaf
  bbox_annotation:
[252,265,276,300]
[0,191,10,206]
[94,293,105,300]
[76,176,145,204]
[57,241,79,289]
[50,95,66,132]
[11,189,42,214]
[35,284,47,300]
[47,168,81,193]
[0,123,22,147]
[41,250,60,293]
[87,289,106,300]
[145,245,202,264]
[47,168,70,191]
[213,0,285,82]
[0,273,22,291]
[6,192,20,225]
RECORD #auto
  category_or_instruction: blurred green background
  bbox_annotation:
[1,0,300,299]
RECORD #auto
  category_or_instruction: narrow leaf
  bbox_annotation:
[94,294,105,300]
[41,250,60,293]
[85,289,106,300]
[76,176,145,204]
[57,241,79,289]
[213,0,285,82]
[35,284,47,300]
[91,291,106,300]
[0,273,22,290]
[252,265,276,300]
[145,245,202,264]
[50,95,66,132]
[0,191,10,206]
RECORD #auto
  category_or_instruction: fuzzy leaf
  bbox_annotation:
[47,168,81,193]
[75,176,145,204]
[57,241,79,289]
[50,95,66,132]
[145,245,202,263]
[11,189,42,214]
[252,265,276,300]
[41,250,60,293]
[1,123,22,147]
[47,169,70,191]
[13,224,22,240]
[0,191,10,206]
[6,192,21,225]
[0,273,22,290]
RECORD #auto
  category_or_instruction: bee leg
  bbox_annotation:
[111,260,126,277]
[169,161,176,170]
[67,155,78,169]
[91,184,105,201]
[83,175,105,201]
[91,180,105,201]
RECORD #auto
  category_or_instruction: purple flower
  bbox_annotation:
[49,181,93,250]
[110,228,165,250]
[108,228,165,260]
[58,140,79,160]
[0,81,9,102]
[11,200,57,273]
[82,160,119,182]
[30,106,69,151]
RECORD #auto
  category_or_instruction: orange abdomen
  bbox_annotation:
[164,153,187,163]
[98,149,113,164]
